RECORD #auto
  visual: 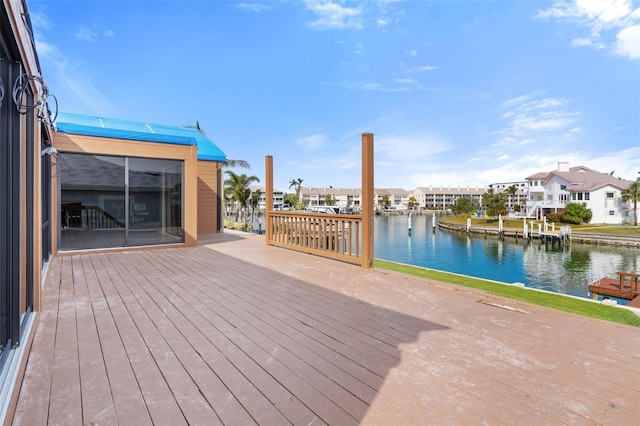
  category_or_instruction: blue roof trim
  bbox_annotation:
[55,112,227,162]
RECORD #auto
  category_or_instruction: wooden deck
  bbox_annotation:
[589,272,640,306]
[12,232,640,425]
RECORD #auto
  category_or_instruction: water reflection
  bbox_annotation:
[374,215,640,302]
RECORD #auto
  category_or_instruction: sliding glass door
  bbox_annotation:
[127,157,183,246]
[59,153,183,250]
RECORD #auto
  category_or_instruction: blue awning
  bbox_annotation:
[55,112,227,162]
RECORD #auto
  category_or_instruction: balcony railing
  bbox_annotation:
[267,211,363,266]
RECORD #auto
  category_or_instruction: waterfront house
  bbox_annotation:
[525,162,633,224]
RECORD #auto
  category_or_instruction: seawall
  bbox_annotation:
[438,221,640,248]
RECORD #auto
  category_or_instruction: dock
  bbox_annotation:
[589,271,640,307]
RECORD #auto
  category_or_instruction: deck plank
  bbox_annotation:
[11,257,62,425]
[73,256,118,425]
[85,255,153,425]
[102,253,222,426]
[47,256,83,425]
[90,254,189,426]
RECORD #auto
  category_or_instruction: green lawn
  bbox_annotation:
[374,259,640,327]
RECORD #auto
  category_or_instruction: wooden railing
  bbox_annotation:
[264,133,374,268]
[267,211,363,266]
[63,204,124,229]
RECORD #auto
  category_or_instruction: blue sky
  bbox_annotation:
[30,0,639,192]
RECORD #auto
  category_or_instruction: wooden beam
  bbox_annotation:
[265,156,273,244]
[361,133,374,268]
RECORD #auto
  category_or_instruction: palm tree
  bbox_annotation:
[505,185,518,211]
[224,171,260,222]
[622,180,640,226]
[225,159,251,169]
[288,178,303,206]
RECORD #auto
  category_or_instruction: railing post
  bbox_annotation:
[361,133,374,268]
[265,155,273,245]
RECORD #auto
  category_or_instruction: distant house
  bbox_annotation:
[248,185,284,210]
[300,187,361,209]
[525,162,633,224]
[412,186,485,210]
[374,188,410,209]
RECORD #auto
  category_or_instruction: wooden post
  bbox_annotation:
[265,155,273,245]
[361,133,374,268]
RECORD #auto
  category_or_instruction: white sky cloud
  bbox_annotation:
[614,24,640,58]
[537,0,640,60]
[406,65,439,73]
[296,134,328,150]
[305,0,363,30]
[393,78,416,84]
[571,36,606,48]
[33,25,114,116]
[75,27,97,41]
[235,2,270,13]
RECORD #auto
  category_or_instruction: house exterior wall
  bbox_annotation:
[53,133,199,250]
[197,160,221,234]
[587,186,625,224]
[1,0,53,422]
[544,175,571,206]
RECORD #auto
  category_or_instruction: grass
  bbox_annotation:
[374,259,640,327]
[442,216,640,237]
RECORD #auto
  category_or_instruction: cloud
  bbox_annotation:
[75,27,98,42]
[406,146,640,188]
[571,36,606,48]
[29,11,51,30]
[33,23,114,116]
[614,24,640,58]
[354,42,364,54]
[376,133,452,164]
[536,0,640,60]
[406,49,418,56]
[405,65,439,74]
[305,0,363,30]
[73,25,114,42]
[235,2,270,13]
[498,94,580,136]
[296,134,328,150]
[393,78,417,84]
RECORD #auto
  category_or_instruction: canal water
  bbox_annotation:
[375,214,640,303]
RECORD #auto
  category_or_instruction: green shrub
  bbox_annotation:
[546,213,562,223]
[224,220,253,232]
[564,203,592,224]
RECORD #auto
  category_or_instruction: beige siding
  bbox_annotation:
[197,161,220,234]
